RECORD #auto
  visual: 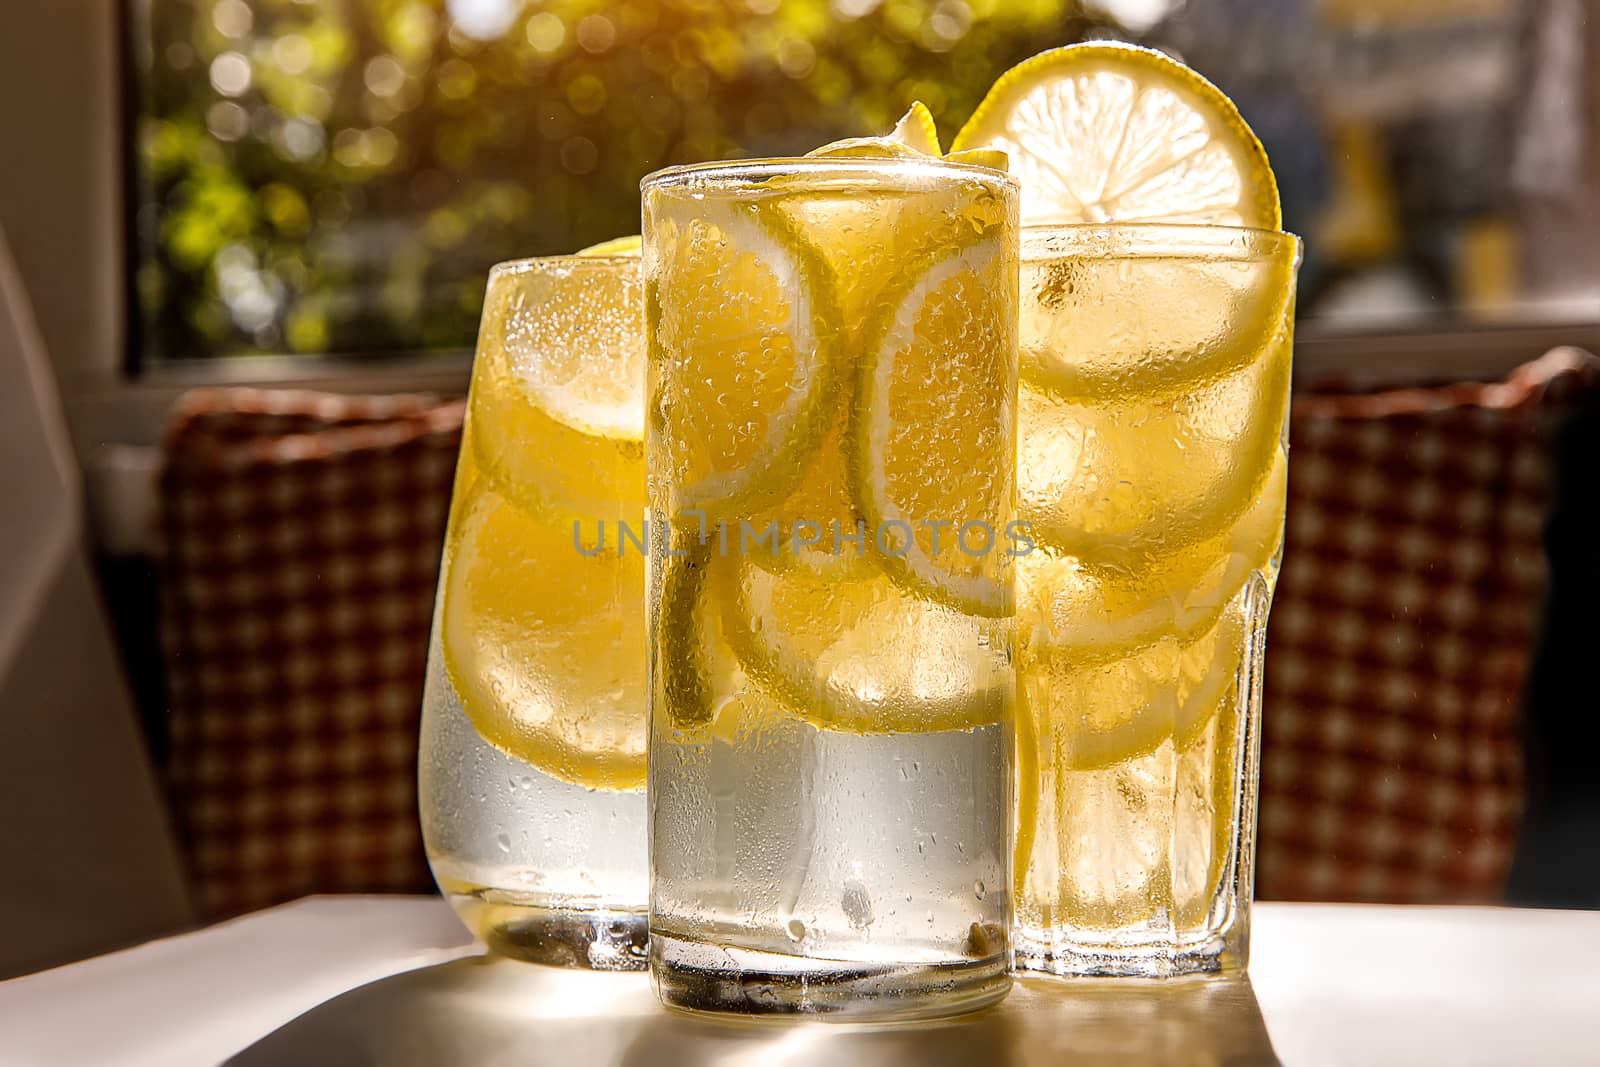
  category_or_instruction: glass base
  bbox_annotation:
[1012,927,1240,979]
[650,929,1010,1020]
[448,891,648,971]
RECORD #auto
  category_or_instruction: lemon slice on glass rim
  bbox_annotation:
[809,100,1009,172]
[952,42,1280,229]
[807,101,943,159]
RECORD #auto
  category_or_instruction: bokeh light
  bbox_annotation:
[132,0,1555,362]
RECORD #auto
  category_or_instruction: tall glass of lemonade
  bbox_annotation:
[951,43,1300,976]
[1012,224,1297,975]
[643,156,1019,1017]
[418,251,650,969]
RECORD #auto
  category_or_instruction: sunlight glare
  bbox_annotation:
[447,0,523,41]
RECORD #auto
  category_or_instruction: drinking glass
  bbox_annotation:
[419,254,649,969]
[1012,224,1301,977]
[643,157,1020,1017]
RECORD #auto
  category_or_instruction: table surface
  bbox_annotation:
[1,896,1596,1067]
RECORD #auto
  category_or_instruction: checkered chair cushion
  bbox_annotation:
[154,351,1594,916]
[1258,348,1600,904]
[158,389,463,918]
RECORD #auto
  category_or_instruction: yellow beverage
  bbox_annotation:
[953,43,1300,975]
[643,156,1020,1018]
[1013,225,1297,974]
[417,253,651,969]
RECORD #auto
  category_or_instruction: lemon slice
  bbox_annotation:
[787,104,1015,328]
[656,537,717,732]
[1020,226,1297,403]
[952,42,1280,229]
[945,148,1009,171]
[1013,603,1247,908]
[892,100,942,155]
[1021,602,1245,773]
[647,199,839,518]
[719,558,1009,735]
[441,480,647,790]
[1019,333,1291,567]
[1018,454,1286,665]
[851,234,1018,617]
[740,411,875,580]
[807,101,942,159]
[470,257,645,522]
[576,234,641,257]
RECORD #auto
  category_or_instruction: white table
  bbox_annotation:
[1,896,1596,1066]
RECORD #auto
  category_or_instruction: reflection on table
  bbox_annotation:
[229,956,1278,1067]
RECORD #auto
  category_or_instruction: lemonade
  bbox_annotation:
[643,156,1020,1017]
[1009,225,1296,975]
[417,252,650,969]
[953,43,1301,976]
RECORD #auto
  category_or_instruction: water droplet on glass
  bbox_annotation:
[495,833,511,853]
[974,880,987,900]
[785,918,806,943]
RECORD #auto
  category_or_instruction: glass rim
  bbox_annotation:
[641,155,1020,194]
[486,252,638,281]
[1022,222,1302,261]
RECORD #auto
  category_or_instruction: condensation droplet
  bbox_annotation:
[495,833,511,853]
[974,880,987,900]
[785,918,806,943]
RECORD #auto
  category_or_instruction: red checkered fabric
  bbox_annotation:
[158,388,463,918]
[1258,348,1600,904]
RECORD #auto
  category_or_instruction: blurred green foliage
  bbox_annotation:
[135,0,1103,361]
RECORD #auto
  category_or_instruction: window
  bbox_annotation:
[128,0,1600,365]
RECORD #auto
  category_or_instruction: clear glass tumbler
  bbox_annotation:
[419,254,650,969]
[642,157,1020,1018]
[1012,224,1301,977]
